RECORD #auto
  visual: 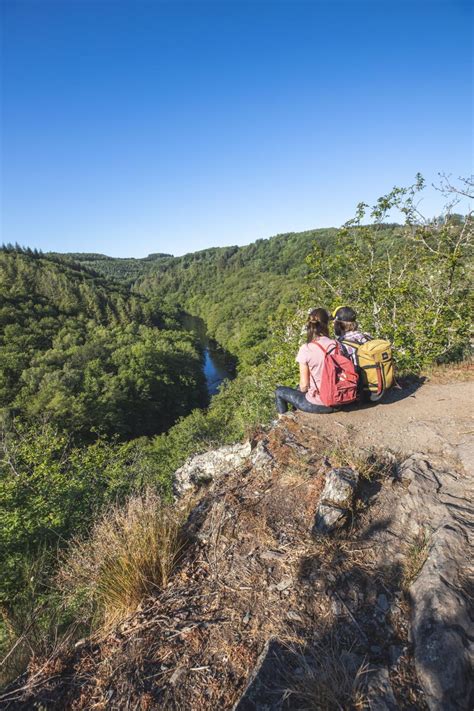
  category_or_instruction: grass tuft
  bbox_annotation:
[402,529,430,590]
[284,636,368,710]
[57,489,186,631]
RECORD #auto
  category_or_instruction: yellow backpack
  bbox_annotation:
[342,338,394,401]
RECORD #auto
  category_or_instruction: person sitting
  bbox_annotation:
[334,308,396,402]
[275,308,336,416]
[332,306,372,364]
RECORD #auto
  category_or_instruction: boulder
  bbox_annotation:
[173,441,252,497]
[314,466,359,533]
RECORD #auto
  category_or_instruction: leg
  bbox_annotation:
[275,386,333,414]
[275,386,304,414]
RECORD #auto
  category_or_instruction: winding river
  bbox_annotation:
[181,313,237,397]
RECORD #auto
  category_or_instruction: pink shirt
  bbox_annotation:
[296,337,338,405]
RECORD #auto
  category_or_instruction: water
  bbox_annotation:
[181,313,237,397]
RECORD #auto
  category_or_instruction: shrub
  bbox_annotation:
[57,490,185,630]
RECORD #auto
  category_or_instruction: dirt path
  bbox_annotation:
[292,378,474,475]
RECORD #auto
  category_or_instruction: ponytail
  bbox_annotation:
[306,308,330,342]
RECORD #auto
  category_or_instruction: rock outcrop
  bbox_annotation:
[314,466,359,533]
[173,441,252,497]
[380,455,474,711]
[3,412,472,711]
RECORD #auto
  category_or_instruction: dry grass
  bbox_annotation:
[283,635,368,711]
[422,359,474,383]
[57,489,186,631]
[324,443,399,482]
[402,529,430,591]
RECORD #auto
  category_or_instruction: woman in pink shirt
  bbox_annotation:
[275,308,337,415]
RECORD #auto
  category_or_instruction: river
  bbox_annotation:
[181,313,237,397]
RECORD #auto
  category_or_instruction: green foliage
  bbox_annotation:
[306,177,473,371]
[13,323,206,439]
[0,418,155,606]
[133,229,336,366]
[1,249,205,438]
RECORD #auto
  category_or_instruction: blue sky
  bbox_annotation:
[1,0,472,257]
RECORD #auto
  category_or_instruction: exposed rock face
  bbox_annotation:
[173,441,252,497]
[314,466,359,533]
[394,455,474,711]
[364,453,474,711]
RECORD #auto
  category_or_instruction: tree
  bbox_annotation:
[306,175,473,371]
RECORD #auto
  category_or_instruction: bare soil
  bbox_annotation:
[290,374,474,476]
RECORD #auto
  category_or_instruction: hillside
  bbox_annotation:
[3,375,472,710]
[0,248,207,438]
[67,229,339,364]
[67,224,407,366]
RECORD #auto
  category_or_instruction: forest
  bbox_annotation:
[0,176,472,686]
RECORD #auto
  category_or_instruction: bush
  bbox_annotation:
[0,418,154,606]
[57,490,185,629]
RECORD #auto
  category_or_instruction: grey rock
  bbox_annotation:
[378,454,474,710]
[173,441,251,497]
[321,466,359,507]
[250,440,274,471]
[276,576,292,592]
[366,666,399,710]
[377,594,389,612]
[314,466,359,533]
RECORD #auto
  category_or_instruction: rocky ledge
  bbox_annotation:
[2,416,472,710]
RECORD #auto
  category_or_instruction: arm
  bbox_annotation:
[299,362,310,392]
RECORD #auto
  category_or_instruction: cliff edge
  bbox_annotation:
[2,376,473,710]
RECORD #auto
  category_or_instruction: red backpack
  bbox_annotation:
[310,341,359,407]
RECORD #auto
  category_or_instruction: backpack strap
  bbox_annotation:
[308,341,337,394]
[341,339,360,351]
[311,340,337,356]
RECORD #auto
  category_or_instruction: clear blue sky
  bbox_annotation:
[1,0,472,257]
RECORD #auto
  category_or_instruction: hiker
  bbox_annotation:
[275,308,345,415]
[332,306,394,402]
[332,306,372,365]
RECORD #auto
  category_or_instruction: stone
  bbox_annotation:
[276,576,292,592]
[314,466,359,533]
[372,454,474,710]
[366,666,399,710]
[173,441,252,497]
[377,594,389,612]
[250,440,274,471]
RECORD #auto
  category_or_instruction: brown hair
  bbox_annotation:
[334,319,358,337]
[306,308,330,342]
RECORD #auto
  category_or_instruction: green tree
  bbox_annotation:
[306,175,473,371]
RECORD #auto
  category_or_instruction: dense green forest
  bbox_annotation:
[0,248,207,439]
[1,176,472,686]
[54,251,173,284]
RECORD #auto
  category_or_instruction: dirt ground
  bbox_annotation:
[290,376,474,475]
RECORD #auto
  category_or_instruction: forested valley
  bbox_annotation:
[1,176,472,687]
